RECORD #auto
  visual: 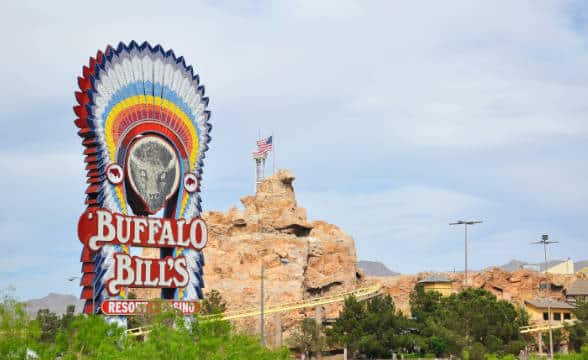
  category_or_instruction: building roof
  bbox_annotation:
[567,280,588,296]
[418,274,453,284]
[525,298,575,309]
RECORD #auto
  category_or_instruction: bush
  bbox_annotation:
[464,342,486,360]
[429,336,447,356]
[288,318,325,359]
[0,293,290,360]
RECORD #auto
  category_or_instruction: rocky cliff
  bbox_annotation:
[138,169,360,343]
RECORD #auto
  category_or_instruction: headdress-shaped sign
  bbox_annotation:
[74,41,211,318]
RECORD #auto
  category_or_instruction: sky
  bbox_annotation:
[0,0,587,300]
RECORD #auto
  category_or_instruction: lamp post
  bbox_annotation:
[532,234,558,360]
[260,257,289,347]
[68,275,95,315]
[449,220,482,287]
[260,261,264,346]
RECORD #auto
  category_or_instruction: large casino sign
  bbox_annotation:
[78,209,207,296]
[73,41,211,321]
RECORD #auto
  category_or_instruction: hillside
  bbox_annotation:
[357,260,399,277]
[24,293,84,317]
[499,259,588,271]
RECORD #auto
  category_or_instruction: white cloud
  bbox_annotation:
[497,159,588,214]
[298,185,494,273]
[471,228,586,271]
[298,183,588,273]
[1,1,587,150]
[1,0,588,296]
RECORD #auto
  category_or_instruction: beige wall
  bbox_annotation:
[423,282,453,297]
[547,259,574,275]
[525,304,574,324]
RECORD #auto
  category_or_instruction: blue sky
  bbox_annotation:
[1,0,587,300]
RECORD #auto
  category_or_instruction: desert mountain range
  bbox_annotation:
[357,259,588,277]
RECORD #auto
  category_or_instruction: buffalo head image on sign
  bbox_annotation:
[126,135,180,214]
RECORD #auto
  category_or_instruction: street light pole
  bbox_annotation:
[260,257,289,347]
[260,261,265,347]
[465,224,468,286]
[532,234,558,360]
[449,220,482,287]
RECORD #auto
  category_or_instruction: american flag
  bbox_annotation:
[255,136,273,155]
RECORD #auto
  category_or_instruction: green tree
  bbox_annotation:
[567,300,588,352]
[35,309,60,343]
[200,289,227,315]
[288,318,325,359]
[328,294,419,359]
[360,294,398,357]
[326,295,366,358]
[439,289,526,355]
[409,287,528,357]
[429,336,447,356]
[409,284,441,323]
[0,291,40,359]
[462,342,485,360]
[61,305,76,330]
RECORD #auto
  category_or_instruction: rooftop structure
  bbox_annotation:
[566,280,588,296]
[566,279,588,304]
[417,274,454,297]
[418,274,453,284]
[524,298,575,326]
[525,298,575,310]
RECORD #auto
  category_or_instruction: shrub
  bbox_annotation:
[0,292,290,360]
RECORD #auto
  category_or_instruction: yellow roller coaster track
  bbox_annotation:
[201,283,382,321]
[520,319,578,334]
[125,283,382,336]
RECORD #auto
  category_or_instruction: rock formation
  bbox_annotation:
[135,169,586,344]
[366,268,585,315]
[137,169,360,344]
